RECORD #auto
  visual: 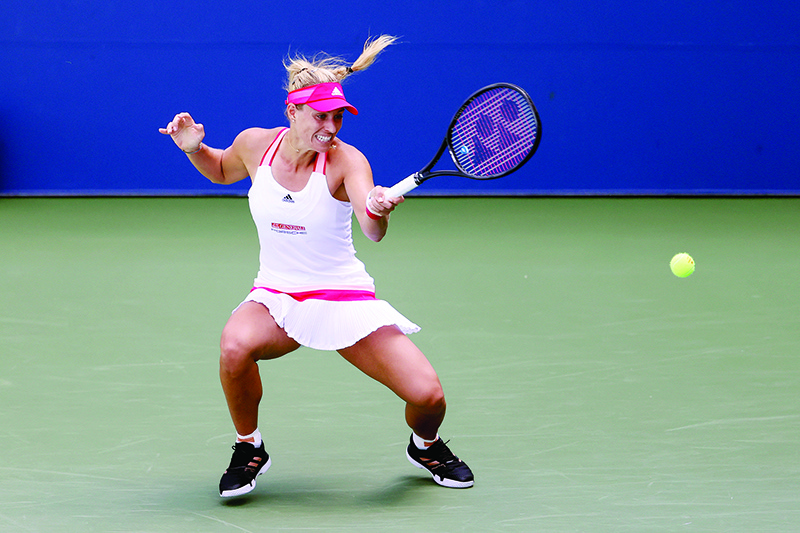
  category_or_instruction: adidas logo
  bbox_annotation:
[282,194,294,203]
[331,87,344,97]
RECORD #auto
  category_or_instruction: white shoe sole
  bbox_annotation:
[406,450,474,489]
[220,457,272,498]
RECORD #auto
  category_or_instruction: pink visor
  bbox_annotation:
[285,82,358,115]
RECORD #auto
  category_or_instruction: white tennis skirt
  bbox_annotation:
[238,287,420,351]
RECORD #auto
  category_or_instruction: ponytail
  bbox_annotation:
[284,35,398,92]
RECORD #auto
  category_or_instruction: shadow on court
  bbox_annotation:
[221,475,432,509]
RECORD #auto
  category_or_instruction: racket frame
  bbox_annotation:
[383,82,541,198]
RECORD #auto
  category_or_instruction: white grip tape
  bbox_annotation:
[384,175,420,198]
[366,175,420,216]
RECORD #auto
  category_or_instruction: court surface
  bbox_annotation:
[1,197,799,532]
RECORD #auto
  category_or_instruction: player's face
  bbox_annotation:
[295,105,344,152]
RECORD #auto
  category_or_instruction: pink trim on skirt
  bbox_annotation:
[239,287,420,351]
[251,286,377,302]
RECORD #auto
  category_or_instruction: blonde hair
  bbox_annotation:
[284,35,398,92]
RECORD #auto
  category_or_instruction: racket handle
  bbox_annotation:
[366,174,421,217]
[384,174,421,198]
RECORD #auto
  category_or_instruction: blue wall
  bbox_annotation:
[1,0,798,196]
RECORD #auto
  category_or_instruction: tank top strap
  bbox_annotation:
[313,150,327,176]
[259,128,289,167]
[258,128,327,175]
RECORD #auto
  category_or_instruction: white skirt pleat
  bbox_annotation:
[238,288,421,351]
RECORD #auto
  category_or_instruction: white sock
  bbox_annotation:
[412,432,439,450]
[237,428,262,448]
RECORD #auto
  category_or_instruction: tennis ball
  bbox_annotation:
[670,253,695,278]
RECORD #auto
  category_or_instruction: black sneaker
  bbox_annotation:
[219,441,271,497]
[406,435,474,488]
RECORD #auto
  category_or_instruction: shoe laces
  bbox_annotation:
[426,439,461,465]
[228,442,263,472]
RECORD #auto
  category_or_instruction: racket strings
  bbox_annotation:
[450,88,539,177]
[456,98,536,173]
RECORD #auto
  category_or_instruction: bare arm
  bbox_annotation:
[339,146,403,243]
[159,112,250,185]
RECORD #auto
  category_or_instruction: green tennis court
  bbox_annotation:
[2,197,799,532]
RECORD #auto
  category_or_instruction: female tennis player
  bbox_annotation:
[160,35,473,496]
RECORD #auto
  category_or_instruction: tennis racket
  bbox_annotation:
[373,82,541,206]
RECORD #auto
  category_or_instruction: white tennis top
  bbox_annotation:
[248,128,375,294]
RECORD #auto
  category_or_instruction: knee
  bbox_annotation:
[219,330,257,377]
[413,378,447,414]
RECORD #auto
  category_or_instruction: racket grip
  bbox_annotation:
[384,174,420,198]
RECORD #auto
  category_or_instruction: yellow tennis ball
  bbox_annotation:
[670,253,695,278]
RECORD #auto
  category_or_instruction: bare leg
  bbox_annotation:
[338,326,446,440]
[219,302,300,437]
